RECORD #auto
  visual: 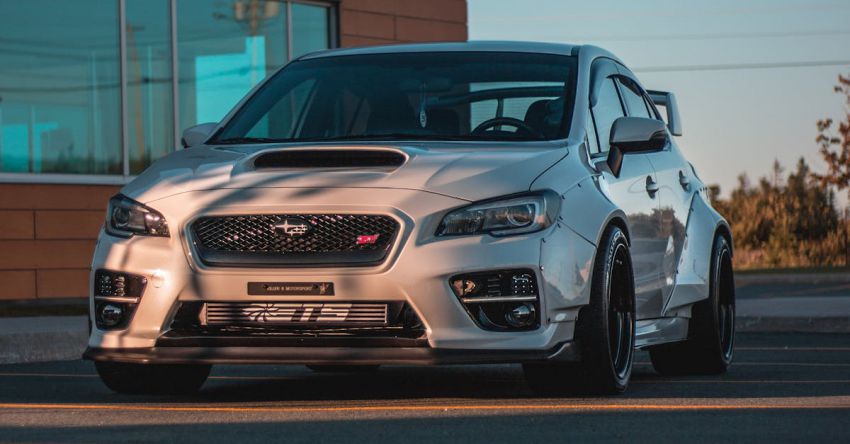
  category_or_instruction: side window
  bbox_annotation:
[590,77,625,153]
[643,95,662,121]
[616,78,651,118]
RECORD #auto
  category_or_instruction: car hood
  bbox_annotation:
[123,144,568,204]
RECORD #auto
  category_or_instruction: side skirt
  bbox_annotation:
[634,317,689,349]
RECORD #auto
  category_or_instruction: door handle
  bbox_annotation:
[645,176,659,196]
[679,170,690,190]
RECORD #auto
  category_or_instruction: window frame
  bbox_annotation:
[588,58,627,158]
[0,0,338,185]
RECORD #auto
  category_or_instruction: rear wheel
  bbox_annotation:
[95,362,211,395]
[648,234,735,375]
[523,225,636,395]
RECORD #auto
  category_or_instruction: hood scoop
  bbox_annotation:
[253,149,407,170]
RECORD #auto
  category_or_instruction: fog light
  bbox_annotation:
[505,303,536,328]
[97,304,124,328]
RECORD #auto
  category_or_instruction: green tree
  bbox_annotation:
[813,73,850,197]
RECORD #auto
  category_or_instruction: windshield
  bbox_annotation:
[212,52,577,144]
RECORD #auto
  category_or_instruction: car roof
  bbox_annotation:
[297,40,586,60]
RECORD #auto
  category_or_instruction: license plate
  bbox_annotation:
[247,282,334,296]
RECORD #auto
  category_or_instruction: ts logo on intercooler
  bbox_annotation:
[274,218,312,237]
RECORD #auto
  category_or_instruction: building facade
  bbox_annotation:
[0,0,467,300]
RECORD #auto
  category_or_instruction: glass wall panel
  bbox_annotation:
[126,0,175,174]
[291,3,329,59]
[0,0,122,174]
[177,0,288,133]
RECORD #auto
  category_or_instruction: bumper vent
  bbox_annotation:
[191,214,399,267]
[203,302,388,326]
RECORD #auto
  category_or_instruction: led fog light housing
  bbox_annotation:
[96,303,124,328]
[449,269,540,331]
[505,303,536,328]
[93,270,147,330]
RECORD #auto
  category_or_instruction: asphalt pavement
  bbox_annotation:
[0,332,848,443]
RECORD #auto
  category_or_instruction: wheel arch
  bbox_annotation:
[714,221,733,258]
[603,213,631,247]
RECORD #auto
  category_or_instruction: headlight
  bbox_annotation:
[105,194,169,238]
[436,191,559,237]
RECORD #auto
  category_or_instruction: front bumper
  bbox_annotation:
[88,187,596,361]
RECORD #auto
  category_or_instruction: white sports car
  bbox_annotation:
[85,41,735,395]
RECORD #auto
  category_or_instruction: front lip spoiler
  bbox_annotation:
[82,342,579,366]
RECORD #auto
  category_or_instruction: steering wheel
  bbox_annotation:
[471,117,544,139]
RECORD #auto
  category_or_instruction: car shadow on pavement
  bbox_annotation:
[2,333,850,404]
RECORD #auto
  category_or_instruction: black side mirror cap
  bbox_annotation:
[606,117,669,177]
[610,117,668,153]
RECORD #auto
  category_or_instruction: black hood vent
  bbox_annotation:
[254,149,406,169]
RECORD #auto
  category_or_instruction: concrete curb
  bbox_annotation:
[0,331,88,364]
[736,317,850,333]
[735,272,850,285]
[0,316,88,365]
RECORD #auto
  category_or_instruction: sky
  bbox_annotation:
[469,0,850,203]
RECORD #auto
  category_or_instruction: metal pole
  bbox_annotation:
[286,0,293,61]
[170,0,180,150]
[119,0,130,177]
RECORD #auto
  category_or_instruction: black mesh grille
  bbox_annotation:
[191,214,399,267]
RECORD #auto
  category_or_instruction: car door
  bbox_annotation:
[614,71,694,314]
[588,60,665,320]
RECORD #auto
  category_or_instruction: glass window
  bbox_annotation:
[0,0,122,174]
[617,78,651,119]
[126,0,174,174]
[644,95,662,121]
[177,0,289,133]
[215,52,577,143]
[591,77,625,153]
[291,3,330,59]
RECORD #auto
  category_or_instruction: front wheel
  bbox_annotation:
[648,234,735,375]
[95,361,211,395]
[523,225,636,395]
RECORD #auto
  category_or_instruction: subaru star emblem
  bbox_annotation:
[274,218,312,237]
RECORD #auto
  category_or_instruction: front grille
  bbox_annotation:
[204,302,388,326]
[191,214,399,267]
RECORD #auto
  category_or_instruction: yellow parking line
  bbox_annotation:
[635,361,850,367]
[632,379,850,384]
[736,347,850,352]
[0,402,847,414]
[1,372,849,385]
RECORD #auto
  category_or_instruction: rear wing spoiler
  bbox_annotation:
[647,90,682,136]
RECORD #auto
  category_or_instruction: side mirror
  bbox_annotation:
[181,122,218,148]
[606,117,669,177]
[647,90,682,136]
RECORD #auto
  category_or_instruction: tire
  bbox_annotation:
[306,365,380,373]
[648,234,735,375]
[95,361,211,395]
[523,225,636,395]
